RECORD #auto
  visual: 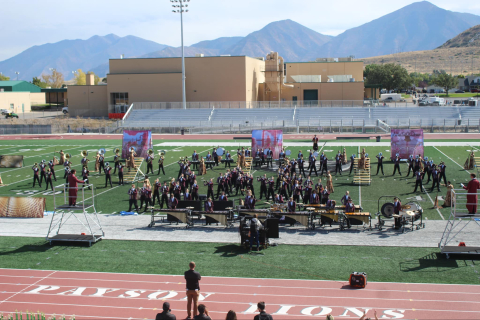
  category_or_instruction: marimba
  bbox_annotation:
[148,208,193,228]
[195,210,233,228]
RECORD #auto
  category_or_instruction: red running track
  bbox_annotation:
[0,269,479,319]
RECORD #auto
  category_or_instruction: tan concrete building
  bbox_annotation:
[68,52,366,117]
[0,92,44,113]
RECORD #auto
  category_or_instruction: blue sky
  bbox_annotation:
[0,0,479,61]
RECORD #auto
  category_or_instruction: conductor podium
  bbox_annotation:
[46,184,104,246]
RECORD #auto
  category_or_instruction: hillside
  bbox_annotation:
[312,1,480,59]
[0,34,168,80]
[362,47,480,75]
[438,25,480,48]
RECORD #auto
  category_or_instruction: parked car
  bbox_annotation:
[62,106,68,114]
[5,112,19,119]
[418,100,428,106]
[455,90,465,93]
[471,89,480,93]
[0,109,9,115]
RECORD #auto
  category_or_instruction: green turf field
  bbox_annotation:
[0,236,479,285]
[0,139,477,220]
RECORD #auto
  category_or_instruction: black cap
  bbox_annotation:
[163,302,170,311]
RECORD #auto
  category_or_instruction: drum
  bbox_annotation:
[381,203,395,218]
[285,150,292,156]
[400,202,422,221]
[217,148,225,156]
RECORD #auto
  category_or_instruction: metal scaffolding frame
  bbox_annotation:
[46,183,104,246]
[439,188,480,258]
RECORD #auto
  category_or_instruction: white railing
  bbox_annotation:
[122,103,134,122]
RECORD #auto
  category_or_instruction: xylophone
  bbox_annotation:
[148,208,193,228]
[220,159,234,163]
[298,203,363,212]
[195,210,233,228]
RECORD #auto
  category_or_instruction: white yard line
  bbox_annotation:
[433,146,471,174]
[422,185,445,220]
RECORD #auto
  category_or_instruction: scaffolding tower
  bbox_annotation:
[439,188,480,258]
[46,183,104,246]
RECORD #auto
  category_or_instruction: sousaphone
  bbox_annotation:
[81,150,89,157]
[158,150,167,156]
[114,148,120,154]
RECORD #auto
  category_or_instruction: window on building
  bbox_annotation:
[327,75,353,82]
[9,104,14,110]
[111,92,129,106]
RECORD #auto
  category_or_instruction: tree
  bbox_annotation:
[365,63,412,91]
[41,69,64,88]
[0,74,10,81]
[32,77,47,88]
[74,69,100,85]
[432,73,457,97]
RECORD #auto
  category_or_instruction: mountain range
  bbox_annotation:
[1,1,480,81]
[438,24,480,48]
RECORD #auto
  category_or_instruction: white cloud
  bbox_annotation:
[0,0,479,61]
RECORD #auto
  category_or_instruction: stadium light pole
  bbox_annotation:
[171,0,190,110]
[15,72,20,81]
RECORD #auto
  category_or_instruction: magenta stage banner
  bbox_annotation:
[252,130,283,159]
[390,129,424,160]
[122,130,152,159]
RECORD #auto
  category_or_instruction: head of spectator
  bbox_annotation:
[189,261,196,270]
[225,310,237,320]
[257,301,265,312]
[162,302,170,312]
[326,315,334,320]
[198,304,206,314]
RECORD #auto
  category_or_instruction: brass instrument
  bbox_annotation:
[148,149,154,155]
[81,150,89,157]
[33,162,38,167]
[53,156,59,164]
[114,148,120,154]
[159,150,167,156]
[65,153,71,159]
[99,148,106,155]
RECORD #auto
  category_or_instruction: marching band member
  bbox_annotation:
[205,178,214,200]
[173,181,181,200]
[309,153,318,177]
[321,187,330,205]
[113,150,120,174]
[191,179,199,201]
[157,154,165,175]
[57,150,65,165]
[303,181,312,205]
[216,173,226,198]
[349,154,355,175]
[326,170,334,193]
[128,184,139,213]
[293,180,303,203]
[431,164,441,192]
[67,169,85,206]
[213,148,219,167]
[94,152,100,172]
[341,191,351,205]
[358,148,366,169]
[413,168,424,193]
[142,183,152,213]
[335,153,342,175]
[392,154,402,176]
[274,193,284,204]
[344,198,355,228]
[310,190,320,204]
[439,161,447,186]
[146,153,154,175]
[45,168,53,191]
[393,197,402,229]
[64,164,71,184]
[192,150,199,170]
[199,157,206,175]
[312,134,319,151]
[224,150,232,168]
[218,191,228,201]
[39,160,47,185]
[184,187,192,201]
[298,150,303,160]
[205,197,214,212]
[98,153,105,175]
[267,176,275,200]
[287,197,296,213]
[443,181,455,207]
[128,147,136,172]
[160,182,169,208]
[406,155,414,177]
[376,152,384,175]
[342,148,347,165]
[118,162,124,185]
[320,154,328,175]
[48,160,57,181]
[414,155,421,174]
[139,185,147,210]
[82,165,90,190]
[423,157,430,182]
[104,162,113,188]
[298,156,306,178]
[258,174,268,200]
[179,173,187,194]
[32,163,41,187]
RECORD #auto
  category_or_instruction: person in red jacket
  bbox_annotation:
[462,173,480,214]
[68,169,85,206]
[205,198,214,212]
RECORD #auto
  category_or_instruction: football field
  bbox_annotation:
[0,138,477,220]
